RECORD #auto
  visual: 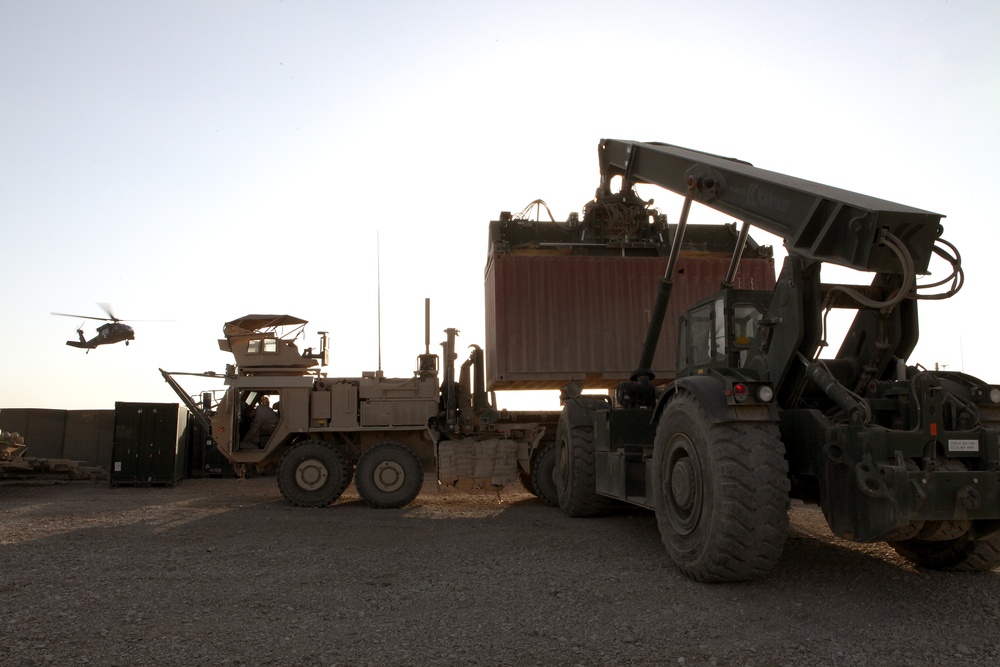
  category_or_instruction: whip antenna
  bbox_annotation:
[377,232,382,374]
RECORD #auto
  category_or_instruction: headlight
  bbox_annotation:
[756,385,775,403]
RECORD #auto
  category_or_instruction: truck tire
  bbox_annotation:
[555,407,613,517]
[276,440,350,508]
[888,530,1000,571]
[355,442,423,509]
[653,392,789,582]
[531,441,559,507]
[518,468,536,495]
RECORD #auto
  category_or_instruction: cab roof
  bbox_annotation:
[225,315,308,332]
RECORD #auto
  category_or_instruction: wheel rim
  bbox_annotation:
[671,458,695,509]
[662,433,703,536]
[295,458,329,491]
[372,460,405,493]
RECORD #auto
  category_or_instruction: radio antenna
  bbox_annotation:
[377,232,383,374]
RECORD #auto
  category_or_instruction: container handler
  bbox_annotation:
[484,193,777,506]
[554,139,1000,581]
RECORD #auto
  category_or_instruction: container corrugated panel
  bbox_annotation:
[64,410,115,467]
[111,403,187,486]
[0,408,67,459]
[485,254,775,390]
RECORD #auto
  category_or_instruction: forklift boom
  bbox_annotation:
[597,139,943,274]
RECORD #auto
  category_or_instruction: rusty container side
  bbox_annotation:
[64,409,115,467]
[485,254,775,391]
[0,408,67,459]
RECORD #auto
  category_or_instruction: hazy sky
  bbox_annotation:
[2,0,998,410]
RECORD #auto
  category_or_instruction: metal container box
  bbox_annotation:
[484,220,776,391]
[111,402,188,486]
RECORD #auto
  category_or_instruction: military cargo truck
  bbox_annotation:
[163,192,772,509]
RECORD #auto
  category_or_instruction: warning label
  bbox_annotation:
[948,439,979,453]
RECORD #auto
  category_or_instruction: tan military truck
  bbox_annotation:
[163,307,553,508]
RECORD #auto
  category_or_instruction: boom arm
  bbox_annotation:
[598,139,943,273]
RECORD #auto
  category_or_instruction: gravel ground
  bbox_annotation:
[2,475,999,667]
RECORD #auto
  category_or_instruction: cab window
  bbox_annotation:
[686,302,713,367]
[732,303,764,367]
[733,304,763,347]
[247,338,279,354]
[713,298,727,360]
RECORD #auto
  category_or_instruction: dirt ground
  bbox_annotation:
[2,475,999,666]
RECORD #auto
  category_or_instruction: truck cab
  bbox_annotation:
[677,289,770,376]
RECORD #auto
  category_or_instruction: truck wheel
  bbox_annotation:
[530,441,559,507]
[276,440,350,508]
[653,392,789,582]
[555,407,612,517]
[888,530,1000,571]
[355,442,423,509]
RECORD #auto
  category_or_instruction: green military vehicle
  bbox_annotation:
[554,140,1000,581]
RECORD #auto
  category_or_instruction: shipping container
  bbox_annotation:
[484,220,776,391]
[111,402,188,486]
[0,408,67,459]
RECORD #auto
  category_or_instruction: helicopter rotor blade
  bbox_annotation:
[118,318,175,322]
[97,302,119,322]
[52,312,112,322]
[53,306,174,324]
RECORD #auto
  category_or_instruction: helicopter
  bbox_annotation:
[51,304,140,352]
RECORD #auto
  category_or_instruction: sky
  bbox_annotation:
[1,0,998,411]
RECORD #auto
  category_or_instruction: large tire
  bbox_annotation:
[531,441,559,507]
[555,406,613,517]
[653,392,789,582]
[889,530,1000,571]
[355,442,423,509]
[276,440,350,508]
[518,467,536,495]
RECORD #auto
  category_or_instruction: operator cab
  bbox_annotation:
[237,390,282,450]
[678,289,770,376]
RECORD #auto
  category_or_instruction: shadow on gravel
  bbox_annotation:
[4,479,1000,666]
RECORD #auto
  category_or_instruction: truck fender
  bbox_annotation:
[562,394,611,428]
[653,376,779,425]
